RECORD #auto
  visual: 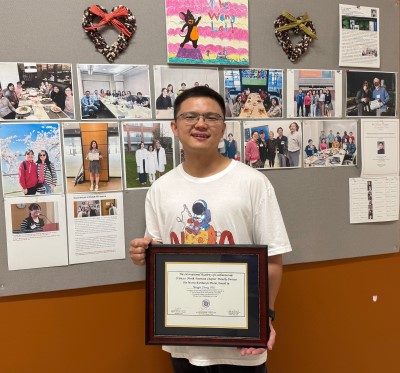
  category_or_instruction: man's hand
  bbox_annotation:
[238,318,276,355]
[129,237,152,265]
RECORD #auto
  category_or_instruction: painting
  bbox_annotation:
[165,0,249,65]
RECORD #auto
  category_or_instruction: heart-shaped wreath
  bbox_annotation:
[274,11,317,63]
[82,4,136,63]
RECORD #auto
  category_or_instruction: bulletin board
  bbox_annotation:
[0,0,398,297]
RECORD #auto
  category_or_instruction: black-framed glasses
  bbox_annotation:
[176,111,224,125]
[39,154,46,157]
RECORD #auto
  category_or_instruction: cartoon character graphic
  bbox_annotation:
[179,9,201,49]
[171,199,234,245]
[185,199,216,244]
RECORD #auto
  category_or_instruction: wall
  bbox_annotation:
[1,252,399,373]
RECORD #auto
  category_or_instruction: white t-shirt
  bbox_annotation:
[145,160,292,366]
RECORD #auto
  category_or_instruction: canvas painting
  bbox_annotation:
[165,0,249,65]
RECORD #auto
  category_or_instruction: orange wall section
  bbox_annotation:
[1,253,400,373]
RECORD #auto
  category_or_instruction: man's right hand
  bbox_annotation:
[129,237,152,265]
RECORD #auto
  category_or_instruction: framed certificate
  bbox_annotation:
[146,244,269,347]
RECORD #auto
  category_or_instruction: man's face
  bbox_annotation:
[260,132,265,139]
[138,93,142,98]
[85,91,90,97]
[171,97,225,155]
[373,79,380,87]
[278,128,283,136]
[378,143,384,149]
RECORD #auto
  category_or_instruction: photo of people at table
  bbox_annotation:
[224,69,283,118]
[77,64,151,120]
[153,65,219,119]
[0,62,75,120]
[0,123,63,197]
[62,122,122,193]
[302,120,357,167]
[224,68,283,119]
[243,120,302,169]
[346,71,397,117]
[287,69,343,119]
[123,121,175,189]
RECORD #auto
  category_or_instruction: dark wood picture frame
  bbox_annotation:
[146,244,269,347]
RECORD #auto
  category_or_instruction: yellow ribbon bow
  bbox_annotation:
[276,11,318,39]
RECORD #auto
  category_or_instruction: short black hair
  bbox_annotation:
[173,86,225,120]
[259,130,265,134]
[29,203,41,211]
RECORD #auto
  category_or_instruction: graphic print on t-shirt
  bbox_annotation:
[171,199,234,245]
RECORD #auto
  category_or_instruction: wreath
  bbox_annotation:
[274,11,317,63]
[82,4,136,63]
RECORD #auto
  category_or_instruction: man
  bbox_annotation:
[336,132,342,145]
[326,130,335,148]
[109,203,117,215]
[257,130,268,168]
[81,90,98,117]
[92,90,101,110]
[276,127,288,168]
[372,78,390,116]
[295,89,304,117]
[130,86,291,373]
[135,92,149,107]
[304,139,318,157]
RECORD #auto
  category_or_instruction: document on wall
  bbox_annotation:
[4,195,68,270]
[361,119,399,177]
[66,192,125,264]
[339,4,380,68]
[349,177,399,224]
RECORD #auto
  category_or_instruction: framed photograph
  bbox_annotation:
[146,244,269,347]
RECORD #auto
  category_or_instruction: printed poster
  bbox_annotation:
[165,0,249,65]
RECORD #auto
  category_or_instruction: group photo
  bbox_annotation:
[287,69,343,118]
[77,64,151,120]
[302,120,358,167]
[0,62,75,120]
[243,120,303,169]
[122,121,175,189]
[153,65,219,119]
[224,68,283,119]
